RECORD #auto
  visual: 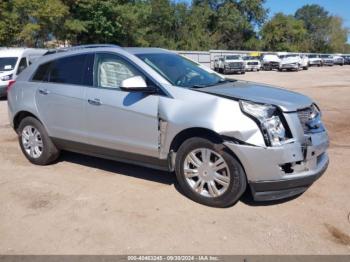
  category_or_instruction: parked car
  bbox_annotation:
[278,54,302,71]
[319,54,334,66]
[307,54,322,67]
[7,46,329,207]
[342,55,350,65]
[242,56,261,71]
[213,55,245,74]
[261,53,281,70]
[0,48,47,98]
[333,55,345,66]
[299,55,309,70]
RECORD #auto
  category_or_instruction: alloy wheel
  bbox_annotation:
[21,125,43,159]
[183,148,231,198]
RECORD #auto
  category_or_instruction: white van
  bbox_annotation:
[0,48,47,97]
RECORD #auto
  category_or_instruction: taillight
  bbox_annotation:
[6,80,16,93]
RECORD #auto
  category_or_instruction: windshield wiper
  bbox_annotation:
[190,85,206,89]
[190,79,237,89]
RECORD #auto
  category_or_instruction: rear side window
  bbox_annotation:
[32,54,94,86]
[32,62,51,81]
[49,55,88,85]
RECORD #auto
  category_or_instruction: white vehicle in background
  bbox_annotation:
[242,56,261,71]
[0,48,47,97]
[278,54,302,71]
[319,54,334,66]
[213,55,245,74]
[299,55,309,70]
[307,54,322,67]
[333,55,345,66]
[261,53,281,70]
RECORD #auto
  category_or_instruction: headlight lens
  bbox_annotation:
[240,100,289,146]
[1,74,13,81]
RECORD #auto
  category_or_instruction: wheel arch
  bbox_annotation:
[13,111,41,132]
[168,127,247,175]
[169,127,223,153]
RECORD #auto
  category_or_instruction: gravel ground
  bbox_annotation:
[0,66,349,254]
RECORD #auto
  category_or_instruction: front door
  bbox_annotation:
[85,53,160,158]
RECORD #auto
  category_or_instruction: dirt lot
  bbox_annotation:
[0,66,349,255]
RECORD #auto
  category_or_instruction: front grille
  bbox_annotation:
[247,62,258,65]
[228,62,243,69]
[297,106,314,132]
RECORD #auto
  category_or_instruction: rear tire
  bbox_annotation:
[175,137,247,207]
[18,117,60,165]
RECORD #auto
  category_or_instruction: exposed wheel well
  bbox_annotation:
[13,111,39,131]
[170,128,223,153]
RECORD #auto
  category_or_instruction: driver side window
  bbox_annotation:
[95,53,140,89]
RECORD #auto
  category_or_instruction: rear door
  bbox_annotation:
[35,54,94,143]
[85,52,160,157]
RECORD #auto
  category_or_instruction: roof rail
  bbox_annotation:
[44,44,120,56]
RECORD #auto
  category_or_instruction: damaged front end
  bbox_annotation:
[223,101,329,201]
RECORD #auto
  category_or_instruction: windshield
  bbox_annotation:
[320,55,330,58]
[225,55,240,60]
[284,55,298,58]
[308,55,318,58]
[0,57,17,71]
[137,53,226,88]
[243,56,256,60]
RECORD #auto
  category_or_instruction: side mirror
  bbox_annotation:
[120,76,156,93]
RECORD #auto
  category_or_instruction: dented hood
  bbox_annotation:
[198,81,313,112]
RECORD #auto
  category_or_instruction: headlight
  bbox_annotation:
[240,100,290,146]
[1,74,13,81]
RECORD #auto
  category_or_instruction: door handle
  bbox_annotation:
[88,98,102,106]
[38,88,49,95]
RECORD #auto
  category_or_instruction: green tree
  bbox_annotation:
[327,16,349,53]
[174,2,215,50]
[261,13,307,52]
[12,0,68,47]
[0,1,20,46]
[295,4,331,52]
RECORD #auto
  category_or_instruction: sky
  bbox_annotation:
[265,0,350,42]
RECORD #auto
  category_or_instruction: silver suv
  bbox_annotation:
[7,45,329,207]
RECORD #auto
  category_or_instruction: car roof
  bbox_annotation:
[124,47,172,55]
[41,46,172,58]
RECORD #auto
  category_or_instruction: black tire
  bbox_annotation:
[175,137,247,208]
[18,116,60,165]
[241,71,246,74]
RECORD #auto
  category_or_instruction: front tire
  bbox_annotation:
[18,117,60,165]
[175,137,247,207]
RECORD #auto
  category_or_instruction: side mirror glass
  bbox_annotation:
[120,76,155,93]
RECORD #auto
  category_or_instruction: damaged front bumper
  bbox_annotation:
[224,131,329,201]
